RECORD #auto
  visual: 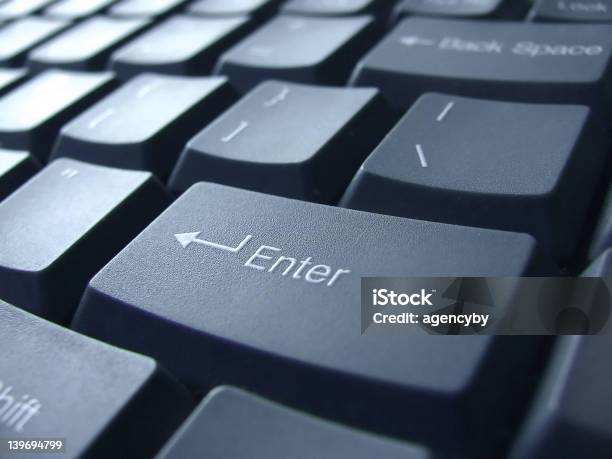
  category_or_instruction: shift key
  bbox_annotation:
[351,18,612,113]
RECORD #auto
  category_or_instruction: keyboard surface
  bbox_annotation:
[0,1,611,458]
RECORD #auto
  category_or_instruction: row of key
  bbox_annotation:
[1,1,612,458]
[1,0,612,22]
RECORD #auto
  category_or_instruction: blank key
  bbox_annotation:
[0,17,69,67]
[216,15,375,92]
[0,149,39,201]
[391,0,527,20]
[511,336,612,458]
[28,16,150,72]
[188,0,279,17]
[111,15,250,80]
[0,0,57,19]
[157,387,431,459]
[45,0,119,20]
[283,0,384,16]
[109,0,189,18]
[0,68,27,97]
[52,74,235,179]
[0,70,114,161]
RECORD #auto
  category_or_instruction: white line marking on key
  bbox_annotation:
[136,79,164,99]
[88,108,116,129]
[61,168,79,179]
[221,121,249,143]
[437,102,454,122]
[416,144,428,168]
[264,87,290,107]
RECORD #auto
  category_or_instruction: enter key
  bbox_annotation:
[72,182,555,458]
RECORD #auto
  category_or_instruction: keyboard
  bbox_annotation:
[0,0,611,458]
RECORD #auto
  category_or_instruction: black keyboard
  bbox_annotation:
[0,1,611,458]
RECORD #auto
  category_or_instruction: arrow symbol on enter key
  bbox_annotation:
[174,232,252,253]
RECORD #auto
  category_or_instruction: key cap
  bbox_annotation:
[0,158,169,323]
[188,0,278,17]
[169,81,391,201]
[589,184,612,260]
[0,0,57,19]
[0,17,69,67]
[216,15,375,92]
[392,0,527,21]
[0,299,193,459]
[0,70,115,161]
[340,94,607,261]
[531,0,612,22]
[72,183,555,456]
[350,18,612,113]
[0,68,26,97]
[583,248,612,276]
[111,15,250,80]
[52,75,235,179]
[110,0,188,18]
[510,336,612,458]
[45,0,118,20]
[0,150,38,201]
[28,16,150,72]
[283,0,383,16]
[157,387,431,459]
